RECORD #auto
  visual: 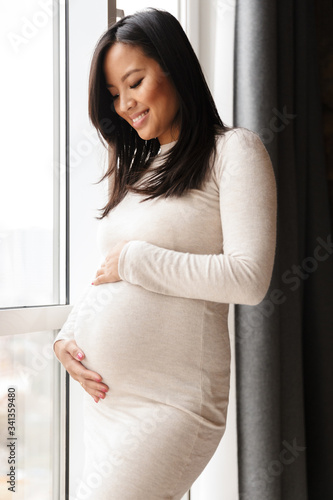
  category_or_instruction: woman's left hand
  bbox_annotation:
[93,240,129,285]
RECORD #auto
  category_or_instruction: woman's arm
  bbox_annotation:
[114,129,277,304]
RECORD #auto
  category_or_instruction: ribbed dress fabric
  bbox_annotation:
[54,128,277,500]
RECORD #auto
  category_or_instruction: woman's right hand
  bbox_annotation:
[54,339,109,403]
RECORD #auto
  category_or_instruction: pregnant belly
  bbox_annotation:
[74,282,205,391]
[74,282,230,421]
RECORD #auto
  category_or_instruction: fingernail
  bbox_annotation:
[77,353,83,360]
[91,282,94,285]
[101,387,108,392]
[99,392,105,399]
[95,377,101,382]
[94,397,99,403]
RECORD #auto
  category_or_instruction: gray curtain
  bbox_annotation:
[234,1,333,499]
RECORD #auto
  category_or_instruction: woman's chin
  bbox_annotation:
[135,129,155,141]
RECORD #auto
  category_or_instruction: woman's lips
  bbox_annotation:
[131,110,149,127]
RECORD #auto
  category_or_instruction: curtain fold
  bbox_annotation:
[234,0,333,499]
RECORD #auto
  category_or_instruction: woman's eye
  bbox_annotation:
[130,78,143,89]
[109,78,143,101]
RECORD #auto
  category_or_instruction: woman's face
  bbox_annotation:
[103,43,180,145]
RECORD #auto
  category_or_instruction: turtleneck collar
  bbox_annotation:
[158,140,177,155]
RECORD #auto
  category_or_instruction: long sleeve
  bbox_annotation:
[118,129,277,305]
[53,285,91,346]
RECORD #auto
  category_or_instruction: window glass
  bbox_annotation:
[0,0,65,308]
[0,331,60,499]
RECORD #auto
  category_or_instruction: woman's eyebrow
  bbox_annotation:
[106,68,144,88]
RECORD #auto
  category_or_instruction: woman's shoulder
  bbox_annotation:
[210,127,273,186]
[214,127,268,155]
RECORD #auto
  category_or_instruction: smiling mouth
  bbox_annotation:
[132,110,149,124]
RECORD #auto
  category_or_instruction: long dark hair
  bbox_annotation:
[88,8,227,217]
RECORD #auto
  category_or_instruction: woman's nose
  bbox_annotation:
[119,92,135,114]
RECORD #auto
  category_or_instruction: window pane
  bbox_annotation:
[0,331,60,499]
[0,0,65,308]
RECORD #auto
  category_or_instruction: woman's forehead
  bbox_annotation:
[103,43,159,82]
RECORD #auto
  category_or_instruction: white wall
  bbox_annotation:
[68,1,108,496]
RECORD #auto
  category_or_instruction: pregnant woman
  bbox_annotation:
[54,8,277,500]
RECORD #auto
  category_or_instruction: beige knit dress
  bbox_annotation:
[54,128,277,500]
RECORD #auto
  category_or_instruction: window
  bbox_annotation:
[0,0,67,308]
[0,332,61,499]
[0,1,68,498]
